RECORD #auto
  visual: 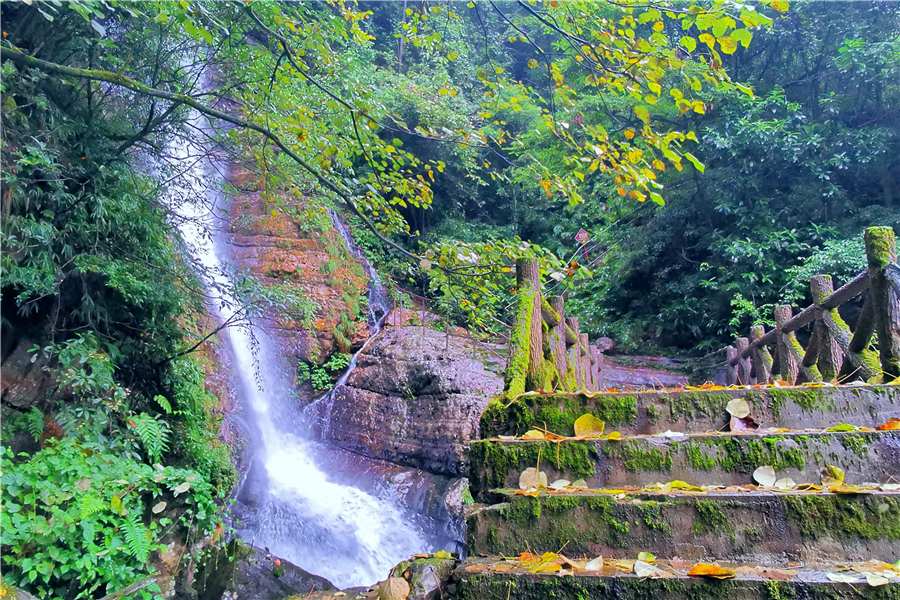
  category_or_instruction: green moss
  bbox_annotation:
[602,442,672,471]
[766,391,785,420]
[768,387,828,413]
[598,395,639,426]
[608,518,630,547]
[839,433,869,457]
[481,392,638,438]
[532,359,559,392]
[865,226,897,269]
[468,440,597,499]
[636,501,671,534]
[705,436,804,472]
[645,404,661,425]
[691,500,734,536]
[506,289,536,397]
[668,391,732,420]
[684,442,717,470]
[766,581,795,600]
[784,495,900,540]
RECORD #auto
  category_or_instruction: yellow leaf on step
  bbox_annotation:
[574,414,605,437]
[687,563,736,579]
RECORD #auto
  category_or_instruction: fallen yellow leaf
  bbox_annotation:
[687,563,736,579]
[574,414,605,437]
[876,417,900,431]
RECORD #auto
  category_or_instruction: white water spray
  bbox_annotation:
[165,99,431,588]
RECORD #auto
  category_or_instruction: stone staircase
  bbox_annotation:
[453,384,900,599]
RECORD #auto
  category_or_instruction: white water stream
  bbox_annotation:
[165,102,433,588]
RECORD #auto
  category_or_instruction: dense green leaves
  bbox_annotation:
[1,438,216,600]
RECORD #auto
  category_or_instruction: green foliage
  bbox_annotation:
[166,356,237,493]
[2,407,45,442]
[129,413,171,466]
[781,237,867,305]
[297,352,353,394]
[1,438,217,600]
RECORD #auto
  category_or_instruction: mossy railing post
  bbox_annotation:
[566,317,583,390]
[865,226,900,380]
[505,259,539,397]
[578,333,592,389]
[548,296,569,389]
[516,258,544,390]
[774,306,801,384]
[749,325,773,384]
[810,274,846,381]
[725,346,738,386]
[590,345,601,390]
[735,337,751,384]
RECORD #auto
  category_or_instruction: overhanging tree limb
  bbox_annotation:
[0,45,420,262]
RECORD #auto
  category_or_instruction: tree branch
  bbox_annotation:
[0,45,420,263]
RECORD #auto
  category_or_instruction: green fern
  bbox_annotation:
[153,395,172,414]
[122,512,151,564]
[129,413,170,464]
[79,493,104,520]
[24,407,45,441]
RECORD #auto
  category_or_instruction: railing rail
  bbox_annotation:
[724,226,900,385]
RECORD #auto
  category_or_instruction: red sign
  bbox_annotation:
[575,229,590,244]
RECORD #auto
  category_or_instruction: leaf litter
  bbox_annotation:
[462,554,900,587]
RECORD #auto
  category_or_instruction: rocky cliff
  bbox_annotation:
[227,169,373,373]
[307,327,506,477]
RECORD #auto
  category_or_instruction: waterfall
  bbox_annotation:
[309,210,390,439]
[164,86,435,589]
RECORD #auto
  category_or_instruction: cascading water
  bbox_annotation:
[165,83,439,589]
[309,210,390,439]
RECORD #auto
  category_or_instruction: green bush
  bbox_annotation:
[1,439,217,600]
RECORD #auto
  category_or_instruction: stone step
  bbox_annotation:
[468,430,900,500]
[466,489,900,563]
[479,384,900,438]
[454,558,900,600]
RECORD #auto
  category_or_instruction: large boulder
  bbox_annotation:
[307,327,505,476]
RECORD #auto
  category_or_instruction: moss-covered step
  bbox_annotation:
[479,385,900,438]
[466,490,900,563]
[454,561,900,600]
[468,431,900,500]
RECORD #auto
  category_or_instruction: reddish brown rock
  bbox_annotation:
[226,173,371,369]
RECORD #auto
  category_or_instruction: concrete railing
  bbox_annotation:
[724,226,900,385]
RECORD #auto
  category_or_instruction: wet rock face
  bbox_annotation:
[226,170,371,369]
[308,327,505,477]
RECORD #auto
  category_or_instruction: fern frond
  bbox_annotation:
[130,413,170,464]
[153,395,172,414]
[25,407,44,441]
[80,493,104,520]
[123,512,151,564]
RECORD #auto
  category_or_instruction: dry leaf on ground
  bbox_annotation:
[377,577,410,600]
[876,417,900,431]
[584,557,604,571]
[753,466,777,487]
[726,398,750,418]
[518,467,546,490]
[822,464,845,488]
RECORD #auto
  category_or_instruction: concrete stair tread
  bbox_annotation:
[469,429,900,498]
[466,488,900,563]
[480,384,900,438]
[454,557,900,599]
